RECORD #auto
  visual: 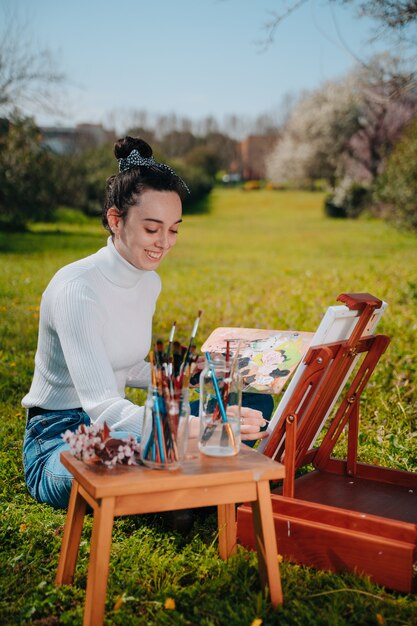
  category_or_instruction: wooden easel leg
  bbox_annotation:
[251,481,283,607]
[347,400,359,476]
[283,414,297,498]
[218,503,237,559]
[56,480,87,585]
[83,497,115,626]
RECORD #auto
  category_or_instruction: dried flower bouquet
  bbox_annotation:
[62,422,141,467]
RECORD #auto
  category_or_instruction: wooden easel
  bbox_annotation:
[237,293,417,592]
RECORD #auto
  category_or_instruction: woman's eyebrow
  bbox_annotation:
[143,218,183,224]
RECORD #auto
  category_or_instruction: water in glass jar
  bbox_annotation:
[198,415,241,456]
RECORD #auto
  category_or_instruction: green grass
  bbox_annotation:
[0,189,416,625]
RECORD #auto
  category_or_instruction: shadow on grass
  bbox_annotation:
[0,195,212,254]
[0,229,106,255]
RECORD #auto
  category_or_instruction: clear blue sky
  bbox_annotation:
[5,0,386,132]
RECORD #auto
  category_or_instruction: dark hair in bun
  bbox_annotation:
[102,136,188,233]
[114,136,153,161]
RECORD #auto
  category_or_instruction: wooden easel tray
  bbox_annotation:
[238,468,417,592]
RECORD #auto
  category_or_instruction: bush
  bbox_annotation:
[171,161,213,211]
[0,115,58,230]
[324,199,348,218]
[324,180,371,219]
[375,117,417,232]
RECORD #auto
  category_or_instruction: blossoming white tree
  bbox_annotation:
[266,78,359,187]
[267,55,417,193]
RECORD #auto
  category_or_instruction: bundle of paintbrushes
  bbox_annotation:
[140,312,202,469]
[198,341,242,457]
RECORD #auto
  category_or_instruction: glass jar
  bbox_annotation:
[198,355,242,457]
[140,385,190,470]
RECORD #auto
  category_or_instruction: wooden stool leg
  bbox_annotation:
[218,504,237,559]
[251,480,283,607]
[83,497,115,626]
[56,480,87,585]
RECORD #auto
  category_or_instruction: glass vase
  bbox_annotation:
[140,385,190,470]
[198,355,242,457]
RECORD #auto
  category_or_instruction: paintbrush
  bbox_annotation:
[181,310,202,371]
[149,351,157,387]
[165,321,176,360]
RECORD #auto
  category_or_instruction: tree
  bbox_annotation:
[158,130,200,158]
[0,115,58,230]
[53,142,116,216]
[266,78,361,187]
[375,115,417,230]
[261,1,417,99]
[185,146,221,178]
[204,132,240,170]
[267,55,417,192]
[184,132,240,176]
[356,0,417,29]
[0,7,64,117]
[337,56,417,185]
[263,1,417,46]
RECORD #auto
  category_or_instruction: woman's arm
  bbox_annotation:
[54,281,146,437]
[126,361,152,388]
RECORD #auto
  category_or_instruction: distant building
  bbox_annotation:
[40,123,115,155]
[239,133,280,180]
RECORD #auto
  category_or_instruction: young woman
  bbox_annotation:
[22,136,270,509]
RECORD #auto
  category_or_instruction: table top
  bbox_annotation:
[61,439,285,499]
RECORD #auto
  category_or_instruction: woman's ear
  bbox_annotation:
[107,207,122,234]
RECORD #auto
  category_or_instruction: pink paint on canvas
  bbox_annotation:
[201,327,314,394]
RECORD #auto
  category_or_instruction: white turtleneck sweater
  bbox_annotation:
[22,237,161,437]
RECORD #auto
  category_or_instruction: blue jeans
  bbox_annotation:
[190,392,273,448]
[23,409,90,509]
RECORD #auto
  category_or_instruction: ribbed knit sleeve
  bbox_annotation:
[126,361,152,388]
[53,280,145,437]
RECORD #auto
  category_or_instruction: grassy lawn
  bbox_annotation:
[0,188,416,625]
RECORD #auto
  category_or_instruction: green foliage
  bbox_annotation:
[0,189,416,624]
[157,130,200,158]
[172,160,213,210]
[0,115,58,230]
[77,142,116,215]
[0,116,215,228]
[184,145,221,178]
[53,142,115,216]
[376,116,417,231]
[52,154,88,209]
[51,207,91,225]
[53,139,214,217]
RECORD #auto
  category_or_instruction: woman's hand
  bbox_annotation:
[188,406,268,441]
[228,405,269,441]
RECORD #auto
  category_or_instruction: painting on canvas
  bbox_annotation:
[201,327,314,394]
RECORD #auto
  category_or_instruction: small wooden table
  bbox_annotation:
[55,440,285,626]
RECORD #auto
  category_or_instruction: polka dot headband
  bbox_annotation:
[118,149,190,194]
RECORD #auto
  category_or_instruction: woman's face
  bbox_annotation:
[108,189,182,271]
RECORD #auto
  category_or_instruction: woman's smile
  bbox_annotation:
[146,250,163,259]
